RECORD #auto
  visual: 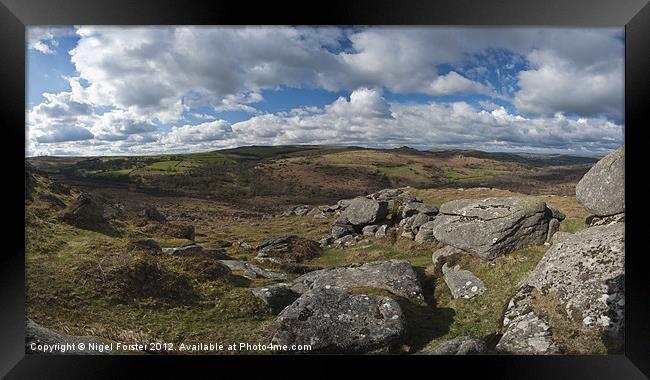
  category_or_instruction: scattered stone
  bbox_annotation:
[431,246,464,276]
[340,197,388,227]
[161,244,204,256]
[420,336,487,355]
[375,225,389,238]
[414,221,437,244]
[282,205,312,217]
[333,234,357,247]
[218,260,287,281]
[256,235,321,263]
[331,224,354,239]
[575,146,624,216]
[362,225,379,236]
[291,260,424,301]
[139,206,167,222]
[251,284,300,314]
[271,287,405,353]
[432,197,555,260]
[402,202,438,218]
[442,264,486,299]
[62,192,118,228]
[319,236,334,247]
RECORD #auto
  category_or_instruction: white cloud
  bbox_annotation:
[163,119,233,145]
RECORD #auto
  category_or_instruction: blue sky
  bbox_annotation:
[26,26,624,157]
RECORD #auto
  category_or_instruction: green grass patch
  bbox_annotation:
[559,218,588,233]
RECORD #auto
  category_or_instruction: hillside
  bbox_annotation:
[25,145,622,355]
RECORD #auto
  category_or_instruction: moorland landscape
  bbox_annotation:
[24,144,625,354]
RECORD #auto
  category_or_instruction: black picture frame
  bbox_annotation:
[2,0,649,378]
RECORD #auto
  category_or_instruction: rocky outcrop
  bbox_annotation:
[442,263,486,299]
[320,188,439,246]
[496,223,625,354]
[291,260,424,301]
[271,287,405,353]
[431,197,560,260]
[255,235,321,264]
[586,213,625,227]
[251,284,300,314]
[421,336,487,355]
[575,146,624,216]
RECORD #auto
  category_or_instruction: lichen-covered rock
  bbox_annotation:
[271,287,405,353]
[442,264,486,299]
[495,285,560,354]
[161,244,204,256]
[251,284,300,314]
[401,201,439,218]
[331,224,354,239]
[256,235,321,263]
[431,245,464,276]
[496,223,625,354]
[362,225,379,236]
[414,221,437,244]
[340,197,388,226]
[586,213,625,227]
[291,260,424,301]
[432,197,554,259]
[575,146,624,216]
[218,260,287,281]
[421,336,487,355]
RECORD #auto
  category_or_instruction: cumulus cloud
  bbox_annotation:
[26,26,624,156]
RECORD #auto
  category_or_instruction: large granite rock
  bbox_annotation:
[340,197,388,227]
[402,202,438,218]
[291,260,424,301]
[414,221,437,244]
[496,223,625,354]
[421,336,487,355]
[62,192,116,228]
[575,146,624,216]
[271,287,405,353]
[432,197,555,260]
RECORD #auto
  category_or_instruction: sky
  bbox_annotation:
[26,26,624,157]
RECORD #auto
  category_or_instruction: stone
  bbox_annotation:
[546,218,561,242]
[139,206,167,222]
[218,260,287,281]
[39,194,66,208]
[420,336,487,355]
[291,260,424,301]
[333,234,357,247]
[575,146,624,216]
[411,213,433,231]
[62,192,113,227]
[282,205,312,217]
[340,197,388,226]
[586,213,625,227]
[431,246,465,276]
[362,225,379,236]
[271,287,405,353]
[432,197,554,259]
[401,201,439,218]
[25,319,112,355]
[251,284,300,314]
[414,221,437,244]
[319,236,334,247]
[375,225,389,237]
[161,244,204,256]
[256,235,321,263]
[133,238,162,251]
[442,264,486,299]
[496,223,625,354]
[331,224,354,239]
